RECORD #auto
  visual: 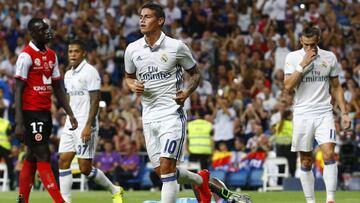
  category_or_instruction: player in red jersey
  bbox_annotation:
[14,18,78,203]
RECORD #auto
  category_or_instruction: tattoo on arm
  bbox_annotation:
[87,90,100,127]
[185,66,201,95]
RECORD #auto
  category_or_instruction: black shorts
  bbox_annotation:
[23,110,52,146]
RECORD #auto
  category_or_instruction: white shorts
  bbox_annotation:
[143,116,186,168]
[291,114,336,152]
[58,120,98,159]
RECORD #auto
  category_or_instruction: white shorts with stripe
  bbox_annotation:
[58,119,98,159]
[143,114,186,168]
[291,113,336,152]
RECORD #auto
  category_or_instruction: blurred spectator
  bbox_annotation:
[211,97,236,150]
[95,141,120,182]
[114,140,140,189]
[271,109,297,177]
[187,109,213,169]
[0,108,14,190]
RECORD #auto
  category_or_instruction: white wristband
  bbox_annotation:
[295,64,303,73]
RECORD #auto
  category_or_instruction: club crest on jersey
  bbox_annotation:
[35,133,43,141]
[160,53,168,63]
[320,60,328,68]
[34,58,41,66]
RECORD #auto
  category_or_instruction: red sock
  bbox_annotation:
[37,162,65,203]
[19,160,37,203]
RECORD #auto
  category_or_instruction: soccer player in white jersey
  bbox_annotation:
[284,27,351,203]
[124,3,211,203]
[58,39,124,203]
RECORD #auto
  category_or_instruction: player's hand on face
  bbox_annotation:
[15,124,25,142]
[342,114,351,130]
[300,48,317,68]
[133,80,145,96]
[69,115,78,130]
[81,125,92,143]
[173,89,189,106]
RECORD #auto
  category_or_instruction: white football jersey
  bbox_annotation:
[64,60,101,121]
[125,32,196,122]
[284,48,340,116]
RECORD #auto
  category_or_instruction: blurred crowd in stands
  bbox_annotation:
[0,0,360,191]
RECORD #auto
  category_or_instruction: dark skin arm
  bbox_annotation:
[81,90,100,143]
[14,79,26,142]
[174,66,201,105]
[52,79,78,130]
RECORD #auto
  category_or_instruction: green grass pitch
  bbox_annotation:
[1,190,359,203]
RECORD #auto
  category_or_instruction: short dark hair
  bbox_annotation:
[68,38,86,51]
[27,18,45,31]
[141,2,165,19]
[301,27,321,38]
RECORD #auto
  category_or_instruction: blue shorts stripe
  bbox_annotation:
[324,160,336,165]
[176,109,186,160]
[161,175,177,182]
[301,167,312,172]
[59,170,72,177]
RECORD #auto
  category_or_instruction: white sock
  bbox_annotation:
[161,173,179,203]
[59,168,73,203]
[299,167,315,203]
[324,160,337,202]
[87,167,119,194]
[176,167,202,185]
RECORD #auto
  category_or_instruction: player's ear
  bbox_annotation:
[158,17,165,27]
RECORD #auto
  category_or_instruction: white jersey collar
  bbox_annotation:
[72,59,87,73]
[29,41,47,52]
[142,32,166,50]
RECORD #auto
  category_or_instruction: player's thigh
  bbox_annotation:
[315,115,336,145]
[143,122,162,168]
[291,116,315,152]
[159,117,186,162]
[23,111,52,147]
[73,123,98,159]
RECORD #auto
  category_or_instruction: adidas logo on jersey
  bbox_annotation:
[136,56,143,61]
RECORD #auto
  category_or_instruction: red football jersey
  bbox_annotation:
[15,42,61,111]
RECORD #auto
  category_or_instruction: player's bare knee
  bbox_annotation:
[58,156,71,169]
[159,158,176,175]
[78,159,92,176]
[79,165,92,176]
[322,150,335,161]
[300,153,313,169]
[154,167,161,176]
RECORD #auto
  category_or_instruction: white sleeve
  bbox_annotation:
[284,53,295,75]
[176,41,196,70]
[87,67,101,91]
[124,45,136,74]
[52,55,61,80]
[15,52,32,80]
[330,53,340,77]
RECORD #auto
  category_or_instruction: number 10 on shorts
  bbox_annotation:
[164,139,177,154]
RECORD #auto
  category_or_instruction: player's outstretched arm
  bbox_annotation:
[14,79,26,142]
[52,79,78,130]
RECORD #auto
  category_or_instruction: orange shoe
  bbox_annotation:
[195,169,212,203]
